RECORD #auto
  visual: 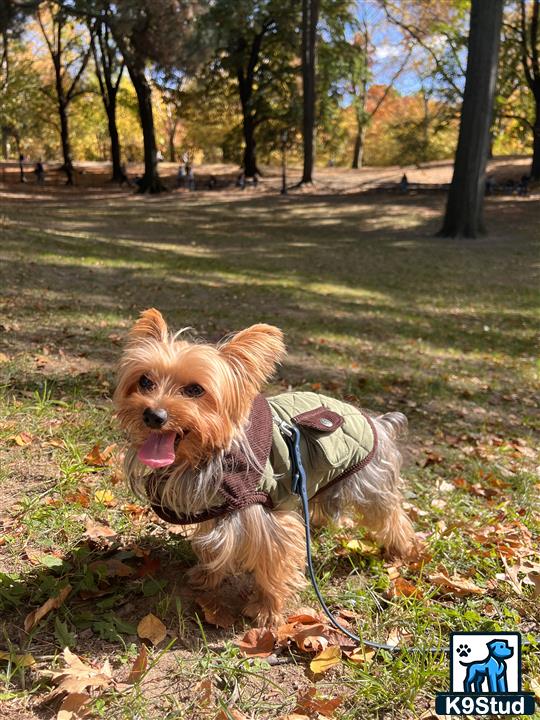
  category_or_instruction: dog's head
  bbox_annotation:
[487,639,513,660]
[113,309,285,468]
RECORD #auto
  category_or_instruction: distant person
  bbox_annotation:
[18,153,26,183]
[399,173,409,193]
[187,166,195,191]
[207,175,217,190]
[177,164,186,188]
[235,172,245,190]
[485,175,495,195]
[34,159,45,184]
[517,174,530,197]
[156,149,164,162]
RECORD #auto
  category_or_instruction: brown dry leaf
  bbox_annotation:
[214,710,248,720]
[236,628,276,657]
[530,678,540,702]
[293,624,328,653]
[278,715,311,720]
[195,596,235,629]
[287,607,322,624]
[340,538,379,555]
[11,432,33,446]
[0,651,35,667]
[345,647,376,664]
[309,646,341,674]
[393,576,423,599]
[57,692,92,720]
[89,559,134,578]
[84,443,117,467]
[24,585,72,632]
[137,613,167,645]
[429,571,487,597]
[0,352,10,363]
[528,572,540,597]
[385,627,413,648]
[85,518,117,542]
[294,687,343,717]
[48,648,113,698]
[127,644,148,684]
[194,678,213,705]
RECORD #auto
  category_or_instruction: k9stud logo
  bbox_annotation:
[435,633,536,715]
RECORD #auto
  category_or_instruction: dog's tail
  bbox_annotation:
[377,411,408,440]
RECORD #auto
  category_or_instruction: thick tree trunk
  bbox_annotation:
[532,99,540,180]
[301,0,320,184]
[439,0,503,238]
[242,115,258,177]
[168,133,176,163]
[128,65,165,193]
[58,100,74,186]
[106,96,125,183]
[351,125,365,169]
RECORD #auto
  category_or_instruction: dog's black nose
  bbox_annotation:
[143,407,168,429]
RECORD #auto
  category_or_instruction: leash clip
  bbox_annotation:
[277,420,306,496]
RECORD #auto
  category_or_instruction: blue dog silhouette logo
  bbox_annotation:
[459,639,513,693]
[435,632,536,715]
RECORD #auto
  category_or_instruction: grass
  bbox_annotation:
[0,167,539,719]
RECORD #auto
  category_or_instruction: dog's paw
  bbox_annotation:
[457,643,471,658]
[243,599,283,628]
[186,565,212,590]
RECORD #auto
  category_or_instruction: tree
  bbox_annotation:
[37,1,92,184]
[439,0,504,238]
[199,0,299,178]
[89,17,126,182]
[300,0,320,183]
[517,0,540,178]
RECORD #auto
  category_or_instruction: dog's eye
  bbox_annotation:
[138,375,155,392]
[183,383,204,398]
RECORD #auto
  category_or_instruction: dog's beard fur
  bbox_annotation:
[114,309,416,625]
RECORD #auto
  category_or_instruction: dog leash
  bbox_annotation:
[276,417,449,654]
[276,418,540,655]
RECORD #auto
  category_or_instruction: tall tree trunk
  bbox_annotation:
[351,125,365,169]
[1,128,8,159]
[301,0,320,184]
[58,99,74,185]
[168,126,177,163]
[532,98,540,179]
[106,95,125,183]
[242,114,257,177]
[128,64,165,193]
[439,0,503,238]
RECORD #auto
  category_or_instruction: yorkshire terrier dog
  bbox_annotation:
[114,309,415,625]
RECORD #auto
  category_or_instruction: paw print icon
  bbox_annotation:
[456,644,471,658]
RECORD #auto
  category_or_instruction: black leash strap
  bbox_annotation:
[277,418,448,654]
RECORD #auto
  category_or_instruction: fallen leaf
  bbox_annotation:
[24,585,72,632]
[294,687,343,716]
[94,490,116,506]
[530,678,540,702]
[195,596,235,628]
[345,647,376,664]
[341,538,379,555]
[214,710,248,720]
[528,572,540,597]
[89,559,134,578]
[237,628,276,657]
[429,571,487,597]
[47,648,113,698]
[57,692,92,720]
[287,608,322,624]
[11,432,33,446]
[194,678,213,705]
[137,613,167,645]
[0,651,35,667]
[292,623,328,653]
[309,646,341,674]
[84,444,116,467]
[85,518,117,542]
[127,644,148,684]
[392,576,423,599]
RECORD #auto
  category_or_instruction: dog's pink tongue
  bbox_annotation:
[138,431,176,468]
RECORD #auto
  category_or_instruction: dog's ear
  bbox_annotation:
[129,308,168,342]
[219,324,286,388]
